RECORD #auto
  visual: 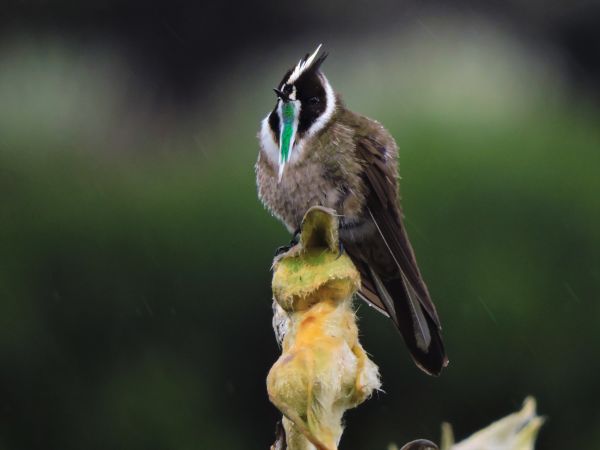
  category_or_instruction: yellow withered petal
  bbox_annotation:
[267,206,380,450]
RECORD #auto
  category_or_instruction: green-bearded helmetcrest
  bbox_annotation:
[256,45,448,376]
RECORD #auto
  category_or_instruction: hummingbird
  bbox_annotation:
[256,45,448,375]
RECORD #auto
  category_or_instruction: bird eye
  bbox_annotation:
[309,97,320,105]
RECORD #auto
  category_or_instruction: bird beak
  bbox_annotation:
[273,88,290,102]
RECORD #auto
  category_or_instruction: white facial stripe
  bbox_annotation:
[259,114,279,166]
[305,73,336,138]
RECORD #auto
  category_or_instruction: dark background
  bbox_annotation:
[1,1,599,449]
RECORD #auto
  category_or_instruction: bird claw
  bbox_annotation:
[336,240,345,259]
[273,229,302,258]
[274,245,291,257]
[291,228,301,246]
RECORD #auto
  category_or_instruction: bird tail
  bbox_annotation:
[358,267,447,376]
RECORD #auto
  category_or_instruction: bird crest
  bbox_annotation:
[283,44,328,87]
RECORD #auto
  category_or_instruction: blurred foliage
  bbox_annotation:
[0,23,599,450]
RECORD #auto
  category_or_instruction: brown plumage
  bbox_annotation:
[256,48,448,375]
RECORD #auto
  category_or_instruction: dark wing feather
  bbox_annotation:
[357,136,440,323]
[353,136,448,375]
[353,259,390,317]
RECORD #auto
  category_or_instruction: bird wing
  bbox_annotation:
[353,135,447,375]
[356,136,440,324]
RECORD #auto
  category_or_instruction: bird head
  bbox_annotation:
[263,44,336,181]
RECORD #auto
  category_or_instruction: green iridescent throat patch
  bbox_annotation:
[280,102,296,164]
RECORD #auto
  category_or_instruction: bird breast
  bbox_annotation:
[257,154,344,232]
[256,120,367,234]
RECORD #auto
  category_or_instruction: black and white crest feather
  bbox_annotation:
[281,44,328,88]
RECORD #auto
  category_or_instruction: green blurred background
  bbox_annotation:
[1,2,599,449]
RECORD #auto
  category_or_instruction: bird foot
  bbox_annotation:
[336,240,345,260]
[273,229,302,258]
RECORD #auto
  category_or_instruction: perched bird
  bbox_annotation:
[256,45,448,375]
